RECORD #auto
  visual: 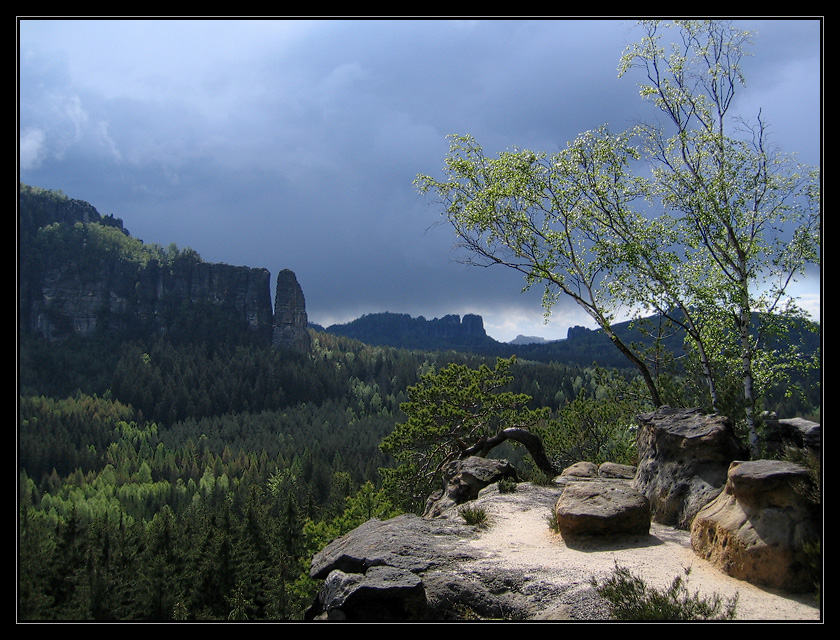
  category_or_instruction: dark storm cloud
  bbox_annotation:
[18,18,821,341]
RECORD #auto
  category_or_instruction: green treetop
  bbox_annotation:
[380,356,553,512]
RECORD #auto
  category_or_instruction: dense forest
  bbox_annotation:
[18,186,820,621]
[20,326,639,620]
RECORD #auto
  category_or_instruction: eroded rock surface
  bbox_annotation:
[634,407,748,528]
[690,459,820,592]
[555,480,650,537]
[307,483,616,621]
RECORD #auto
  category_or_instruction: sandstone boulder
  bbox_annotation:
[558,461,635,480]
[598,462,636,479]
[560,461,599,477]
[423,456,517,518]
[634,407,748,528]
[690,459,820,592]
[309,514,478,580]
[761,414,821,454]
[555,480,650,537]
[311,566,427,620]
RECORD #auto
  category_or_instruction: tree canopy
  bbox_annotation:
[379,356,551,512]
[416,20,820,453]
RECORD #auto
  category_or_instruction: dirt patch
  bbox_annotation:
[464,487,821,621]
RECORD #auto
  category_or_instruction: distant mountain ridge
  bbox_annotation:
[324,312,498,353]
[19,183,819,370]
[321,310,668,367]
[509,334,552,345]
[320,310,820,370]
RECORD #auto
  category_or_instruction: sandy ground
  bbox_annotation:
[464,490,821,622]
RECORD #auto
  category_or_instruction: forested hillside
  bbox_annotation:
[21,321,637,619]
[18,185,820,620]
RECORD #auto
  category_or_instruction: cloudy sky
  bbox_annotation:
[18,18,822,342]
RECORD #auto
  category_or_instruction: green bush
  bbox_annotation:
[534,370,648,471]
[592,564,738,621]
[780,446,821,602]
[459,504,488,527]
[497,478,517,493]
[526,469,555,486]
[545,509,561,534]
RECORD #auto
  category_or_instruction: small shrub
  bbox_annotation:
[802,539,821,603]
[497,478,517,493]
[459,504,488,527]
[592,564,738,621]
[545,509,561,534]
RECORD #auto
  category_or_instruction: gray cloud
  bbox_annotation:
[19,18,821,341]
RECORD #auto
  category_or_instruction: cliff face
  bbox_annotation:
[19,184,308,350]
[23,253,275,343]
[272,269,311,352]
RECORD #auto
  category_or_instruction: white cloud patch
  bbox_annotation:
[19,128,46,170]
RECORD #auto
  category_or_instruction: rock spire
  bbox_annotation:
[272,268,311,352]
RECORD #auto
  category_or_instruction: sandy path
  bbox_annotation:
[464,489,821,621]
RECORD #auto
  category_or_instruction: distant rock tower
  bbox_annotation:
[272,269,311,352]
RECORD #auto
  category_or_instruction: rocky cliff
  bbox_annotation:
[325,312,498,352]
[19,184,309,350]
[24,250,275,344]
[272,269,311,352]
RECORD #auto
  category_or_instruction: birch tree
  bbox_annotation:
[415,130,666,407]
[619,20,821,455]
[416,20,820,456]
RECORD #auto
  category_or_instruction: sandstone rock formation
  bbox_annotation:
[309,513,480,584]
[307,446,819,620]
[423,457,517,518]
[761,414,822,455]
[272,269,311,352]
[690,459,820,593]
[314,565,428,621]
[307,483,616,621]
[554,480,650,537]
[560,461,599,477]
[24,249,275,343]
[558,461,636,480]
[597,462,636,479]
[20,185,311,351]
[634,407,748,529]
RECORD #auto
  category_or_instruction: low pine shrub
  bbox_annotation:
[592,564,738,621]
[459,504,488,527]
[497,478,517,493]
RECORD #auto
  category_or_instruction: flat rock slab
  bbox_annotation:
[310,513,480,580]
[726,459,813,505]
[555,480,651,537]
